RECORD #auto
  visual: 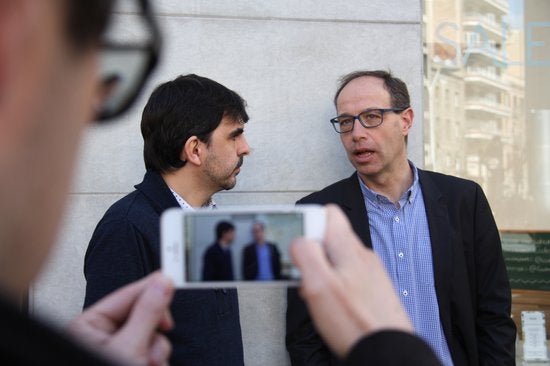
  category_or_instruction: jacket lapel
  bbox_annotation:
[341,172,373,248]
[418,170,453,336]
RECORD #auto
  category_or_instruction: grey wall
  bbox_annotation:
[30,1,423,365]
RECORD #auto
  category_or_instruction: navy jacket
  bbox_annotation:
[202,243,235,281]
[286,170,516,366]
[84,170,244,366]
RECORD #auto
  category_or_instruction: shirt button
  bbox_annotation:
[395,216,400,222]
[398,252,404,258]
[402,290,408,296]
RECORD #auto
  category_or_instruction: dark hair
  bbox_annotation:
[63,0,113,50]
[141,74,249,173]
[333,70,410,109]
[216,221,235,241]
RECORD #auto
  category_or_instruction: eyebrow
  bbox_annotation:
[337,107,389,117]
[229,128,244,139]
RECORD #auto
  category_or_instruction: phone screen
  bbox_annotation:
[182,211,304,284]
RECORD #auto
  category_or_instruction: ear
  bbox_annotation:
[180,136,203,166]
[401,108,414,136]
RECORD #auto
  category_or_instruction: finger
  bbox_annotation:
[114,273,174,351]
[290,237,354,356]
[322,205,366,267]
[290,238,326,274]
[148,333,172,366]
[158,308,174,332]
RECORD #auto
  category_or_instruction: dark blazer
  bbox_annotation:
[242,242,282,280]
[286,170,516,366]
[202,242,235,281]
[84,170,244,366]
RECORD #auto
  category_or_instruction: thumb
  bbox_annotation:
[115,273,174,351]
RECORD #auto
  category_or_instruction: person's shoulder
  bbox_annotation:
[100,185,163,224]
[419,169,480,191]
[103,190,141,215]
[205,243,219,253]
[298,174,356,204]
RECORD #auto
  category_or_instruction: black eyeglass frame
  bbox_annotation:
[95,0,161,122]
[329,107,409,133]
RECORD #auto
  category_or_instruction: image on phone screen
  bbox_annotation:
[182,210,304,285]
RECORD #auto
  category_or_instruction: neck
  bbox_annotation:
[161,168,214,208]
[360,159,413,204]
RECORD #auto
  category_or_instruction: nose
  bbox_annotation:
[239,135,251,156]
[349,119,369,141]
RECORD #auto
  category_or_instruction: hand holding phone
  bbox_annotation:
[161,205,325,288]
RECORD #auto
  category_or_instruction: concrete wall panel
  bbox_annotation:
[32,2,423,364]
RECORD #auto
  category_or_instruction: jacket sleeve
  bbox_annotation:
[83,217,154,308]
[286,287,338,365]
[472,184,517,365]
[345,331,441,366]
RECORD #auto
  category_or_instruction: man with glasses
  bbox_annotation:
[242,222,283,281]
[286,70,516,366]
[83,73,250,365]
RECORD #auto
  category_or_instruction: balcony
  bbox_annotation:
[484,0,509,14]
[465,97,511,116]
[462,46,508,67]
[465,119,501,135]
[463,13,506,38]
[465,67,509,90]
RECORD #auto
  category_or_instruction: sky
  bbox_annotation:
[506,0,524,29]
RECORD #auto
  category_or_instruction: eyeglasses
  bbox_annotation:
[330,107,409,133]
[94,0,161,122]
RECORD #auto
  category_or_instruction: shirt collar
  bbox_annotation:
[169,188,216,210]
[358,160,419,207]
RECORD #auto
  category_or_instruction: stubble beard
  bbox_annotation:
[204,155,242,192]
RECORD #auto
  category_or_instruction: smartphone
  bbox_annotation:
[160,204,325,288]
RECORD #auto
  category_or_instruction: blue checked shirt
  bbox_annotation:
[359,162,454,366]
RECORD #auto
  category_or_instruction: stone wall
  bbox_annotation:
[30,1,424,365]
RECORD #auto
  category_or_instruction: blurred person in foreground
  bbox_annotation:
[0,0,175,364]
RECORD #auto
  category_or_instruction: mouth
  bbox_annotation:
[353,148,374,158]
